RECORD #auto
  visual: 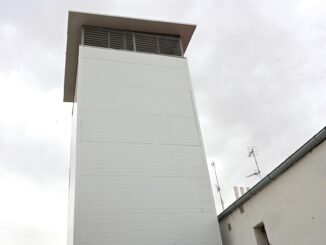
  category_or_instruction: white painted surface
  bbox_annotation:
[68,46,222,245]
[219,141,326,245]
[233,187,239,200]
[67,102,77,245]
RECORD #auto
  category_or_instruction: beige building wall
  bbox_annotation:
[219,139,326,245]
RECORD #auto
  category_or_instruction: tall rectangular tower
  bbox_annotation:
[64,11,222,245]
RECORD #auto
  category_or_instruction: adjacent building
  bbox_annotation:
[64,11,222,245]
[219,127,326,245]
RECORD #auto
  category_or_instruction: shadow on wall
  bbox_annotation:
[254,222,271,245]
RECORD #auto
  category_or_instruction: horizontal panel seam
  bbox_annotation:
[79,83,191,93]
[77,139,201,146]
[78,110,195,119]
[82,56,187,70]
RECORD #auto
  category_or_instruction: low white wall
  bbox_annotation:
[219,140,326,245]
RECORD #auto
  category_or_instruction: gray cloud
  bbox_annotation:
[0,123,69,184]
[0,0,325,244]
[187,0,326,208]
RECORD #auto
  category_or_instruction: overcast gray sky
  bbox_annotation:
[0,0,325,244]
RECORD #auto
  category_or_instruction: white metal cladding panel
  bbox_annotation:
[78,85,195,117]
[74,213,219,245]
[73,46,221,245]
[78,112,200,145]
[80,46,187,69]
[77,175,211,211]
[78,142,207,176]
[79,57,190,91]
[67,102,78,245]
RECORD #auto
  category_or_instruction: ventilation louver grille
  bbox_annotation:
[158,37,182,56]
[83,26,183,57]
[84,26,108,48]
[109,31,134,51]
[134,33,158,54]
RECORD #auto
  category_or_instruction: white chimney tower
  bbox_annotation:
[64,11,222,245]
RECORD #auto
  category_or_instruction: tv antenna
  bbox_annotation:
[211,162,225,210]
[247,146,262,179]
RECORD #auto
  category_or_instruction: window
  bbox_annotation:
[227,223,232,231]
[254,222,271,245]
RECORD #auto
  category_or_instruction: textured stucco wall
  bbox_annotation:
[219,140,326,245]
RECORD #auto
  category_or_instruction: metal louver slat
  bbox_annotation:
[84,26,108,48]
[109,31,134,51]
[158,38,182,56]
[124,33,134,51]
[109,32,124,50]
[135,34,158,54]
[82,26,183,57]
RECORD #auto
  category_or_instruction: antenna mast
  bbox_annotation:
[211,162,225,210]
[247,147,262,179]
